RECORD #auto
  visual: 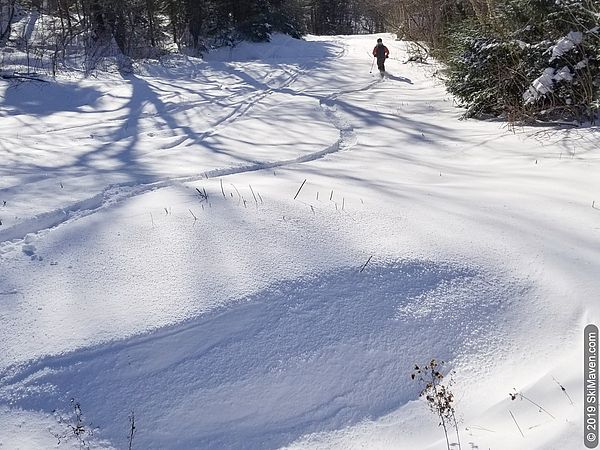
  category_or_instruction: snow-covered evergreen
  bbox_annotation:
[446,0,599,122]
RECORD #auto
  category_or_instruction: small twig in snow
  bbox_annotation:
[509,410,525,438]
[552,376,574,405]
[294,179,307,200]
[231,184,242,203]
[359,255,373,273]
[465,425,495,433]
[249,184,258,204]
[128,410,136,450]
[510,389,555,419]
[195,187,208,201]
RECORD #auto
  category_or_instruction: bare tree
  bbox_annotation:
[0,0,18,44]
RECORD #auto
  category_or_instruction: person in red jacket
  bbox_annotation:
[372,38,390,76]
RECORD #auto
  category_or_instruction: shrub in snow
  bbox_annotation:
[52,398,97,449]
[412,359,462,450]
[446,0,600,122]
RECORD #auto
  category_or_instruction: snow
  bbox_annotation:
[524,67,556,103]
[523,65,577,103]
[554,66,573,82]
[549,31,583,62]
[575,58,589,70]
[0,33,599,449]
[524,29,590,104]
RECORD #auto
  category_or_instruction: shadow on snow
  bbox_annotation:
[0,259,525,449]
[0,81,103,116]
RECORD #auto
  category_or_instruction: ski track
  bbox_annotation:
[0,41,368,251]
[2,33,597,450]
[151,68,305,151]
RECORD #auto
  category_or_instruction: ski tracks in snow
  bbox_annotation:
[0,40,375,252]
[158,66,305,150]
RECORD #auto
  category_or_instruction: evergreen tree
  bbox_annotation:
[446,0,599,121]
[270,0,307,38]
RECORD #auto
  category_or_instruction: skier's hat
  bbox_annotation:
[377,38,382,43]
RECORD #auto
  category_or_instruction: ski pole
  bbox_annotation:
[369,57,375,74]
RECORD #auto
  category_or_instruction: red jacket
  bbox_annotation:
[373,44,389,60]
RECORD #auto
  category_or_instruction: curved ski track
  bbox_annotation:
[0,42,377,250]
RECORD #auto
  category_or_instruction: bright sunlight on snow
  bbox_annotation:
[1,33,599,450]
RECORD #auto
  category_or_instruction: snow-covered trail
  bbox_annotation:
[0,38,357,245]
[1,33,599,449]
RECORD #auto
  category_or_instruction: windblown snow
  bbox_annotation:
[0,34,598,450]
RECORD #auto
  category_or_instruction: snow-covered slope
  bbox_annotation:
[0,33,598,449]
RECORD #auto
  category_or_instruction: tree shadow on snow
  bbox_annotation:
[0,260,527,449]
[0,80,103,116]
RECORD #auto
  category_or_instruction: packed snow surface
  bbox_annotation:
[0,33,598,449]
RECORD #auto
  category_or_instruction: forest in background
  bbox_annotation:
[1,0,598,122]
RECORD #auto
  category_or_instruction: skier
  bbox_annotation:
[372,38,389,77]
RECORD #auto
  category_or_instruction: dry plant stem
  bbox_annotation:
[552,376,574,405]
[249,185,258,204]
[411,360,461,450]
[359,255,373,273]
[509,410,525,438]
[294,179,307,200]
[128,411,136,450]
[518,392,555,419]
